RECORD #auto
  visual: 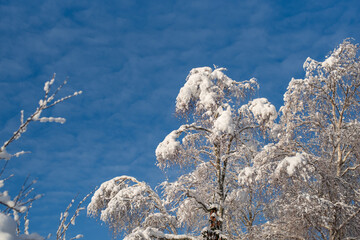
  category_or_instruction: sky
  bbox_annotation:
[1,0,360,239]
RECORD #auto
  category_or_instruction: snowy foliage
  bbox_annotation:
[251,39,360,239]
[88,176,177,237]
[273,153,306,177]
[90,66,273,239]
[213,106,235,136]
[90,40,360,240]
[247,98,277,127]
[175,67,258,117]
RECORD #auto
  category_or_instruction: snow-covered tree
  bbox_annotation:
[251,39,360,239]
[0,75,85,240]
[88,67,277,239]
[88,38,360,240]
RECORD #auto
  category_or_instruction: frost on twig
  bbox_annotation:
[56,192,92,240]
[0,176,41,215]
[0,149,30,161]
[0,74,82,239]
[0,176,43,239]
[0,74,82,162]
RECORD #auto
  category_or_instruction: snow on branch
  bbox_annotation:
[0,177,43,240]
[186,190,209,212]
[273,153,310,180]
[0,176,41,216]
[56,192,92,240]
[155,129,183,168]
[176,67,215,115]
[143,213,177,233]
[212,106,235,136]
[156,124,211,169]
[87,176,169,236]
[124,227,198,240]
[246,98,277,128]
[175,66,258,117]
[238,167,256,186]
[0,149,29,161]
[0,74,82,161]
[87,176,141,218]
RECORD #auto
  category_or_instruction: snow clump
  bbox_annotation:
[238,167,256,185]
[0,213,44,240]
[156,125,191,168]
[321,46,342,68]
[176,67,216,114]
[274,153,306,177]
[213,106,235,135]
[248,98,277,127]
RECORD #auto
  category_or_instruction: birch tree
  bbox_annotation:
[251,39,360,240]
[88,67,277,239]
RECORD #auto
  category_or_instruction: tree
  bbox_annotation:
[249,39,360,239]
[0,75,86,240]
[88,67,277,239]
[88,38,360,240]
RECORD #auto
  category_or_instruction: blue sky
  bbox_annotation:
[1,0,360,239]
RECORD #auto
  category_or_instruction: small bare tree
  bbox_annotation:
[0,75,85,240]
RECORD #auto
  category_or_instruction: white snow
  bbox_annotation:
[248,98,277,126]
[32,110,42,121]
[274,153,305,176]
[13,151,27,158]
[209,203,220,210]
[43,78,55,93]
[175,66,258,121]
[321,46,342,68]
[213,106,235,135]
[39,117,66,124]
[88,176,132,217]
[0,148,12,160]
[0,149,28,161]
[0,191,15,208]
[74,90,82,96]
[155,125,194,167]
[322,56,336,68]
[155,130,181,164]
[176,67,216,113]
[124,227,198,240]
[238,167,255,185]
[72,234,83,239]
